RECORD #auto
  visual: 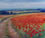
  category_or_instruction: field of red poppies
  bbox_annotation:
[0,13,45,38]
[11,14,45,38]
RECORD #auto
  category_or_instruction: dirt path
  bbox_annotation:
[0,17,10,38]
[0,16,19,38]
[8,20,19,38]
[0,22,6,38]
[0,16,12,38]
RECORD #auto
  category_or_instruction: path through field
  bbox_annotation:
[0,15,19,38]
[0,13,45,38]
[8,20,19,38]
[0,17,10,38]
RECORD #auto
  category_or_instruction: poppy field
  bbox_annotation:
[0,13,45,38]
[11,13,45,38]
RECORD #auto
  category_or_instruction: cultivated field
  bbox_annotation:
[0,13,45,38]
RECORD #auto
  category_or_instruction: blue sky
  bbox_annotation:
[0,0,45,2]
[0,0,45,9]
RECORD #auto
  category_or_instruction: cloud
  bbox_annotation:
[0,2,45,9]
[0,2,8,9]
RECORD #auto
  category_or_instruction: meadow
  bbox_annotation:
[0,13,45,38]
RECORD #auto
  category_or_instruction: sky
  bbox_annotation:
[0,0,45,9]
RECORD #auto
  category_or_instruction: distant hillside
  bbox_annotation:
[0,11,9,15]
[0,9,45,15]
